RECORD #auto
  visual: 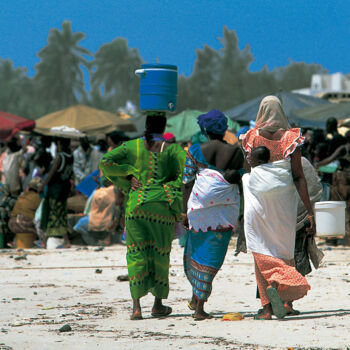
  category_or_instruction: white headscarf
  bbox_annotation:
[255,96,290,133]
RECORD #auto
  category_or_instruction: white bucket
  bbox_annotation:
[314,201,346,238]
[46,237,65,249]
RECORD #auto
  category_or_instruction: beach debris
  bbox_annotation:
[14,255,27,261]
[59,324,72,332]
[12,298,25,301]
[95,269,103,274]
[222,312,244,321]
[94,247,104,252]
[117,275,129,281]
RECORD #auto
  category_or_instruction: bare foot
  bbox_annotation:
[151,305,172,317]
[255,304,273,320]
[130,310,143,320]
[193,310,212,320]
[131,299,142,320]
[284,302,300,316]
[254,311,272,320]
[151,297,172,317]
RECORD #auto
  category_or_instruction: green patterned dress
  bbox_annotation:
[100,138,185,299]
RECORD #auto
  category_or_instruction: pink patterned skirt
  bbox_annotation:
[253,252,310,306]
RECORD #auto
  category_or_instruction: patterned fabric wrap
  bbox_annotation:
[40,198,68,237]
[241,128,305,162]
[184,229,232,301]
[0,188,17,235]
[100,138,186,299]
[183,143,222,184]
[253,252,310,307]
[126,202,174,299]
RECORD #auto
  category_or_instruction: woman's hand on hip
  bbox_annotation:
[130,176,142,191]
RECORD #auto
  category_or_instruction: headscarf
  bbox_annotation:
[255,96,290,133]
[163,132,176,143]
[197,109,228,135]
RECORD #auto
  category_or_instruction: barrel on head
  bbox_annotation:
[135,64,178,112]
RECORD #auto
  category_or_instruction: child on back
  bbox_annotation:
[249,146,270,168]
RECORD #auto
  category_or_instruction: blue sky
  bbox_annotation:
[1,0,349,77]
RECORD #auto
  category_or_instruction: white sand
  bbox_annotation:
[0,239,350,350]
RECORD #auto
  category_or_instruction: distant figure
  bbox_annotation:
[9,177,42,237]
[107,131,130,152]
[316,130,350,245]
[73,137,101,184]
[39,137,73,248]
[325,117,345,156]
[2,136,24,195]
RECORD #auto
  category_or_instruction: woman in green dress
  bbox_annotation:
[100,114,186,320]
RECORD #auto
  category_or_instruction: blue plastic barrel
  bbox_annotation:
[135,63,178,112]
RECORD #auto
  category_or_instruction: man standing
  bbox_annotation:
[73,137,101,185]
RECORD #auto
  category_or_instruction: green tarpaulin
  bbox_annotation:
[166,110,240,142]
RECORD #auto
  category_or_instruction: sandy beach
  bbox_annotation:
[1,239,349,350]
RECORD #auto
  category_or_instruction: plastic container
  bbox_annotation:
[16,233,36,248]
[46,237,65,249]
[135,63,178,112]
[314,201,346,238]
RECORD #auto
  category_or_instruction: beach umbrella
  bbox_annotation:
[224,91,330,127]
[0,111,35,142]
[292,102,350,128]
[166,110,239,142]
[35,105,136,136]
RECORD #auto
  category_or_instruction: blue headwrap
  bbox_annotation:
[197,109,228,135]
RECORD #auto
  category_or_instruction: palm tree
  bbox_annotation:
[34,21,91,111]
[0,59,37,117]
[91,38,143,110]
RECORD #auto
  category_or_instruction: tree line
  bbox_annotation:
[0,22,327,119]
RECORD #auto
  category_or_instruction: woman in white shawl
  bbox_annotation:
[241,96,315,320]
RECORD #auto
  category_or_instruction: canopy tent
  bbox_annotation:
[292,102,350,128]
[0,111,35,142]
[34,105,136,137]
[224,91,330,127]
[165,110,240,142]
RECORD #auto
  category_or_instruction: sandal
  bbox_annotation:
[187,301,195,311]
[284,303,301,316]
[266,287,286,319]
[151,306,172,318]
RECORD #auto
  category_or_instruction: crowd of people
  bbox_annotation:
[0,96,349,321]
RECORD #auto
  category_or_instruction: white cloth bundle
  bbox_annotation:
[243,159,298,260]
[187,168,240,232]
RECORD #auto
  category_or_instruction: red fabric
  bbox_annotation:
[241,128,305,162]
[253,252,310,306]
[0,111,35,142]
